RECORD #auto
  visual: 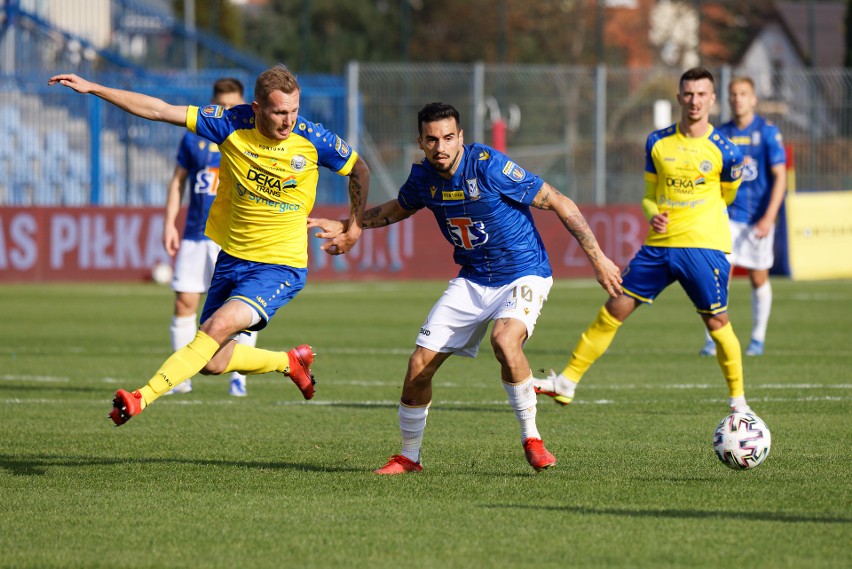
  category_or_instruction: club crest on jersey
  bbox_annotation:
[502,161,525,182]
[334,136,351,158]
[201,105,224,118]
[291,155,307,172]
[699,160,712,173]
[465,178,480,199]
[751,131,761,145]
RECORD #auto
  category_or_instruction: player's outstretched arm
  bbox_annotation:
[531,182,623,298]
[307,198,414,255]
[48,73,188,126]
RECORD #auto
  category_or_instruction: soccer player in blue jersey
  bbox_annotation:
[308,102,623,474]
[49,65,370,425]
[699,76,787,358]
[534,67,755,414]
[161,77,258,397]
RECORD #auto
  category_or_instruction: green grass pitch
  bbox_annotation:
[1,278,849,568]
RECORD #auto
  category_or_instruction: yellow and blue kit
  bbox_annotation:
[642,123,744,252]
[186,103,359,268]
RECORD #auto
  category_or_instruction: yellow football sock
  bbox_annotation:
[138,331,220,406]
[221,344,289,375]
[710,322,744,398]
[562,305,622,383]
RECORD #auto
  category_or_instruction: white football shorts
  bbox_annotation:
[728,220,775,270]
[415,275,553,358]
[171,238,221,293]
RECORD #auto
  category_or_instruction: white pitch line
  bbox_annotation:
[0,374,69,382]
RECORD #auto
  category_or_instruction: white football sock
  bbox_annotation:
[729,395,751,414]
[751,282,772,342]
[170,315,197,351]
[503,374,541,442]
[399,403,429,463]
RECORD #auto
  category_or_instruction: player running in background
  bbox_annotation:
[308,102,622,474]
[699,75,787,358]
[49,65,370,425]
[534,67,754,414]
[161,77,258,397]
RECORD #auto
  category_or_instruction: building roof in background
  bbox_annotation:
[777,1,847,66]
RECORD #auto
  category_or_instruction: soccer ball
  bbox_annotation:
[150,262,174,286]
[713,412,771,470]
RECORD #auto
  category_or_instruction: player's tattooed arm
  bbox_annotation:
[534,182,623,298]
[362,200,416,229]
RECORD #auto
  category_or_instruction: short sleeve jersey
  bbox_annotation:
[176,131,220,241]
[398,143,550,286]
[644,124,744,252]
[186,103,358,267]
[717,115,786,224]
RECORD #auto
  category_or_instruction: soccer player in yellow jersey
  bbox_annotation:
[534,67,755,414]
[49,65,370,425]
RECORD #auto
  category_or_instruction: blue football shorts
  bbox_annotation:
[200,251,308,331]
[621,245,730,315]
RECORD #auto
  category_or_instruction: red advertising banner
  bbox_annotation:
[0,205,647,283]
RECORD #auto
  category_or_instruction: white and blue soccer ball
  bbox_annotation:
[713,412,772,470]
[150,262,174,286]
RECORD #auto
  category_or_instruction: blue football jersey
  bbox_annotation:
[397,143,551,286]
[717,115,786,224]
[176,131,221,241]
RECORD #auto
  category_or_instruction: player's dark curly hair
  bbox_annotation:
[417,102,460,135]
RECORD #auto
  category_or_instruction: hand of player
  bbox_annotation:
[162,224,181,257]
[753,217,773,239]
[594,255,623,298]
[323,225,362,256]
[307,217,352,255]
[48,73,97,94]
[650,211,668,234]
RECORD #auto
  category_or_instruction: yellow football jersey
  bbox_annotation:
[643,124,743,252]
[186,104,358,267]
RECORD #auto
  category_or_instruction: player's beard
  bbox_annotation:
[430,149,460,173]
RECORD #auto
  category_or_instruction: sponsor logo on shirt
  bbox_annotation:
[742,156,758,182]
[477,150,490,160]
[446,217,489,250]
[442,190,465,200]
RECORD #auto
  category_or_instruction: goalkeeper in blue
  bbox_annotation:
[698,75,787,358]
[534,67,755,414]
[308,102,623,474]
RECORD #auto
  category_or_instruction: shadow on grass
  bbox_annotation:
[486,503,851,524]
[0,453,363,476]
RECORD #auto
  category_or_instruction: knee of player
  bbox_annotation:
[199,362,224,375]
[490,330,524,361]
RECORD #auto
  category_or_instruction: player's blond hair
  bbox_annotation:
[729,76,755,91]
[254,64,300,102]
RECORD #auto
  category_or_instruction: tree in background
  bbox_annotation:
[173,0,245,51]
